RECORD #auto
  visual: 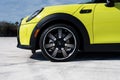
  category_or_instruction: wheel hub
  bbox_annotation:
[55,39,65,48]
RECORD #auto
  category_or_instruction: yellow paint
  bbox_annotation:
[19,19,37,45]
[94,3,120,44]
[19,4,82,45]
[74,4,96,44]
[19,2,120,46]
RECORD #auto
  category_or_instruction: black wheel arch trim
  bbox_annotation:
[30,13,90,51]
[17,14,120,52]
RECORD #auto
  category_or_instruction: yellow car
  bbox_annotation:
[17,0,120,61]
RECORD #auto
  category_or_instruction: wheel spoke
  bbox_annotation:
[52,48,59,57]
[45,43,55,48]
[65,44,75,48]
[61,48,68,57]
[58,29,62,38]
[48,33,56,41]
[63,33,72,41]
[44,26,76,60]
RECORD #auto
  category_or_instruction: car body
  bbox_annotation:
[17,0,120,61]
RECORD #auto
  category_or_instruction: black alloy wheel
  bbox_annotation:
[40,24,79,61]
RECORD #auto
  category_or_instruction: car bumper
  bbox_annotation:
[17,19,32,50]
[17,35,32,50]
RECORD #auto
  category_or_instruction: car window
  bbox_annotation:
[95,0,106,3]
[79,0,95,3]
[80,0,106,3]
[114,0,120,2]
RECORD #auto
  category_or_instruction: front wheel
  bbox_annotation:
[39,24,79,62]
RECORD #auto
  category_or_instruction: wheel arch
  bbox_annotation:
[30,13,90,51]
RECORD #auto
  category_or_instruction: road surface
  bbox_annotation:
[0,37,120,80]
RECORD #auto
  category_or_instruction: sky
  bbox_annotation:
[0,0,87,23]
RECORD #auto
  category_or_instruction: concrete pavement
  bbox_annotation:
[0,37,120,80]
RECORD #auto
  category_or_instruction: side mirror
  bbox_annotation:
[105,0,115,7]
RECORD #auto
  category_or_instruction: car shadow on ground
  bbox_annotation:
[30,51,120,61]
[30,52,48,61]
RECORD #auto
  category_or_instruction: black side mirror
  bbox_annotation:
[105,0,115,7]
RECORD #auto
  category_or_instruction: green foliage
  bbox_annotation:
[0,21,18,37]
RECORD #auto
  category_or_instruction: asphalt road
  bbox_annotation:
[0,37,120,80]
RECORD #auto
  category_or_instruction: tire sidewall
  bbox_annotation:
[39,23,79,62]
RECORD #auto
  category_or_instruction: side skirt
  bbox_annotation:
[84,44,120,52]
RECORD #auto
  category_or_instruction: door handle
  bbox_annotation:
[80,9,92,14]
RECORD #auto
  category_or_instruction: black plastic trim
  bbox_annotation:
[80,9,92,14]
[18,13,120,52]
[17,19,22,48]
[86,44,120,52]
[30,13,90,51]
[17,45,32,50]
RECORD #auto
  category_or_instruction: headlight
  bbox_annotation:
[26,8,44,22]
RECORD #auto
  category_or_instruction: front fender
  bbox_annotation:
[30,13,90,50]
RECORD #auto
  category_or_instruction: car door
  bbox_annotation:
[94,1,120,44]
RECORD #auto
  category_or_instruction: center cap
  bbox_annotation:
[56,39,65,47]
[58,41,62,45]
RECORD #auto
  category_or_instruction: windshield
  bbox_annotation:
[79,0,95,3]
[45,0,96,5]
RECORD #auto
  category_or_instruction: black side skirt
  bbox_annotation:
[85,44,120,52]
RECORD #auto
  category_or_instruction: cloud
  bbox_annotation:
[0,0,83,22]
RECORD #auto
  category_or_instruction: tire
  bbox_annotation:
[39,23,79,62]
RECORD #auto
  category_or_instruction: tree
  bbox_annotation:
[0,21,18,37]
